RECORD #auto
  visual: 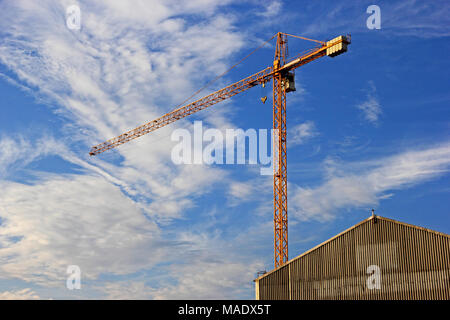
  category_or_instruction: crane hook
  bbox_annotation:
[261,81,267,103]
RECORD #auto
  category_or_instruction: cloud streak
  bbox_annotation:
[0,173,166,285]
[291,143,450,221]
[301,1,450,39]
[356,81,382,125]
[0,288,40,300]
[289,121,319,146]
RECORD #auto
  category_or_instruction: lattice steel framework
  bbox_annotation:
[272,33,289,268]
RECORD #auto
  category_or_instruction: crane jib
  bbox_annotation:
[90,34,350,156]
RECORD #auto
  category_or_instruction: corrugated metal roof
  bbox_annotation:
[255,214,449,286]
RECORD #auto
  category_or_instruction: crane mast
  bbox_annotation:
[90,32,350,269]
[272,33,289,267]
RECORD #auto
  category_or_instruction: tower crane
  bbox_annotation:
[89,32,351,268]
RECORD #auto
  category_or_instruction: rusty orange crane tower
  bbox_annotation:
[90,32,350,268]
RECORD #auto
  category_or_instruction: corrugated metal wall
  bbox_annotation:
[256,216,450,300]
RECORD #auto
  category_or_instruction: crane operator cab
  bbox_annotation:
[283,72,296,93]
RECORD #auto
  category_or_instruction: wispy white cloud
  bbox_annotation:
[0,135,65,177]
[382,0,450,38]
[289,121,318,146]
[357,96,381,124]
[257,1,282,18]
[98,259,262,300]
[0,173,167,285]
[226,173,273,209]
[302,1,450,39]
[0,288,40,300]
[356,81,381,125]
[228,181,254,202]
[291,143,450,221]
[151,260,262,299]
[97,229,264,299]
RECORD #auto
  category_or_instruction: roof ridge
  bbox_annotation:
[374,215,450,238]
[255,214,449,281]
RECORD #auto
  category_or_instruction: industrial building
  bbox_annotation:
[255,214,450,300]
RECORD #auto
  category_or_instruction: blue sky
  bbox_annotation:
[0,0,449,299]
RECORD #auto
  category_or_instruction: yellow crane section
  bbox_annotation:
[90,32,351,268]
